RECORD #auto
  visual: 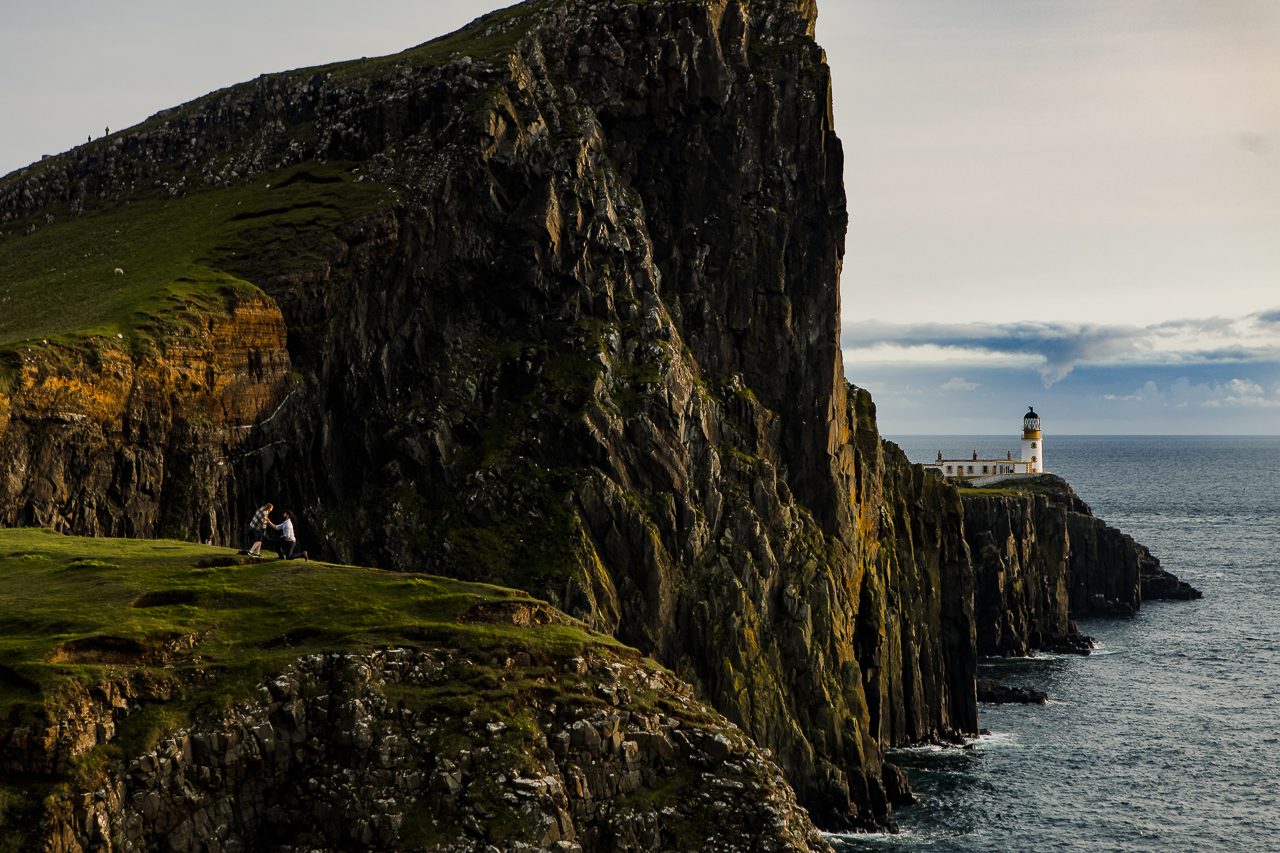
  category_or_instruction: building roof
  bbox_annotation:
[932,458,1022,465]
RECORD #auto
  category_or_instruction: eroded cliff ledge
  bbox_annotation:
[0,531,830,852]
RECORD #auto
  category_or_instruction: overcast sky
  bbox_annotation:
[2,1,1277,434]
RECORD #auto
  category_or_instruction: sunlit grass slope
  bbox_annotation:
[0,528,646,849]
[0,163,387,352]
[0,528,621,728]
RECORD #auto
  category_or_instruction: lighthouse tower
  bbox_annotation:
[1021,407,1044,473]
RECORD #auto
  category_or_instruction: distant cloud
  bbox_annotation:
[844,312,1280,387]
[1104,377,1280,409]
[940,377,980,391]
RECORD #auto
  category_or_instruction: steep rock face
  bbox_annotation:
[1065,513,1143,616]
[845,390,976,751]
[0,294,291,541]
[962,492,1086,656]
[1065,507,1203,614]
[0,0,982,829]
[1030,475,1201,614]
[27,650,831,853]
[963,475,1201,648]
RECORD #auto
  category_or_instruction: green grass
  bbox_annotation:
[0,527,665,849]
[0,528,626,730]
[0,162,388,353]
[957,474,1064,499]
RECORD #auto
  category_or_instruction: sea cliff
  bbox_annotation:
[0,0,1197,838]
[960,474,1200,658]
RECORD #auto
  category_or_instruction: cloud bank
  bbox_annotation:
[1103,377,1280,409]
[844,308,1280,387]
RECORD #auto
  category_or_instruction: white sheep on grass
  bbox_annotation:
[113,267,124,276]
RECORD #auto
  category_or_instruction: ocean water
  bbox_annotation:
[829,435,1280,853]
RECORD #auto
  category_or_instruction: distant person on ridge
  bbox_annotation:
[273,511,308,561]
[244,502,275,557]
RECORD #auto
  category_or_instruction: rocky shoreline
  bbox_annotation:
[976,679,1049,705]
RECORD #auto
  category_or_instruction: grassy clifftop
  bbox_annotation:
[0,529,833,851]
[0,1,545,360]
[0,528,625,737]
[0,528,630,844]
[0,162,387,359]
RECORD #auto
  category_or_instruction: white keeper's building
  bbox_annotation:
[923,407,1046,483]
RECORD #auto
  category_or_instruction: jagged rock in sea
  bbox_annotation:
[976,678,1048,705]
[0,0,1198,836]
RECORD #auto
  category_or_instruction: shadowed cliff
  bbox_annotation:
[0,0,984,829]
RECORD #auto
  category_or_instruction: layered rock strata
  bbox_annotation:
[0,294,292,540]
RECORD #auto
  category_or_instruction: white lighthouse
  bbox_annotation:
[1021,406,1044,473]
[923,408,1048,481]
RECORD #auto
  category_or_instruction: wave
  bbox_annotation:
[971,730,1019,749]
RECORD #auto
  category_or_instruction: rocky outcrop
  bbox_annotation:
[976,678,1047,705]
[1032,475,1202,614]
[963,475,1200,642]
[1140,552,1202,602]
[1065,513,1144,616]
[961,489,1092,656]
[30,649,829,853]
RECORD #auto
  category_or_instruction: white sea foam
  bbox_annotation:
[891,743,948,754]
[823,826,923,846]
[971,730,1018,749]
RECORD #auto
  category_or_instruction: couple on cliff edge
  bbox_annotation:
[241,502,307,561]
